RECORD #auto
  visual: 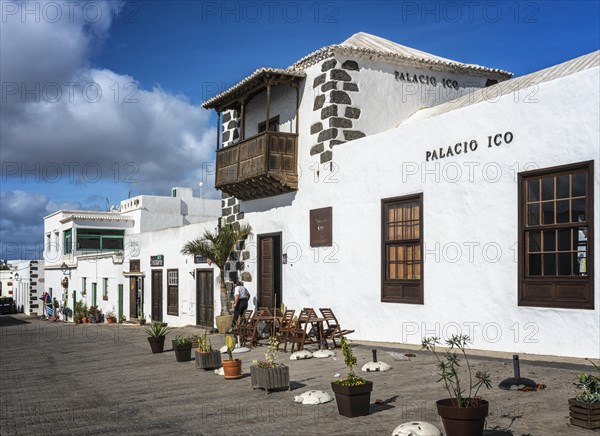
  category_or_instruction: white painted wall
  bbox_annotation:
[235,64,600,358]
[243,82,299,137]
[43,191,221,325]
[135,220,220,326]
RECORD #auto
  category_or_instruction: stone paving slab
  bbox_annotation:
[0,315,597,435]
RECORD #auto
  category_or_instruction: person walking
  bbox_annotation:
[232,281,250,327]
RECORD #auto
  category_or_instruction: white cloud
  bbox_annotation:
[1,1,217,195]
[0,2,219,258]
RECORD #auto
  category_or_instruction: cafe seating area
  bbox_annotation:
[232,306,354,352]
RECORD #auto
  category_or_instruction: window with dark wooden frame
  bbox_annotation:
[382,194,423,304]
[519,161,594,309]
[258,115,279,133]
[167,269,179,315]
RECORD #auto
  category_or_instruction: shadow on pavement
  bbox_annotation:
[0,315,30,327]
[370,395,398,414]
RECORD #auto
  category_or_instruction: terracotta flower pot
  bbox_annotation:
[222,359,242,379]
[147,336,166,354]
[106,316,116,324]
[331,381,373,417]
[436,398,489,436]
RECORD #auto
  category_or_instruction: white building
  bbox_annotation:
[0,260,44,315]
[43,188,220,324]
[201,32,599,358]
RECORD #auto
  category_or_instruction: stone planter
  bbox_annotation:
[436,398,489,436]
[250,365,290,394]
[222,359,242,379]
[216,314,233,334]
[195,350,221,370]
[331,381,373,417]
[569,398,600,429]
[173,343,193,362]
[147,336,166,354]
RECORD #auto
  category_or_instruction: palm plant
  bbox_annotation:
[181,223,252,316]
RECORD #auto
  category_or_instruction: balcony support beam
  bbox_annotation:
[216,111,221,150]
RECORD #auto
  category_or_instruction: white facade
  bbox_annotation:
[205,33,599,358]
[43,189,220,325]
[0,260,44,315]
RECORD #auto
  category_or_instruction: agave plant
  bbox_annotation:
[225,335,237,360]
[197,331,212,352]
[143,322,173,338]
[575,359,600,403]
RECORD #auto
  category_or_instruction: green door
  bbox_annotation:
[72,290,76,313]
[92,283,97,306]
[118,284,123,320]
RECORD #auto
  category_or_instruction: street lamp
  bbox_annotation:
[60,262,71,278]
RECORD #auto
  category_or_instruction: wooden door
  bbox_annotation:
[196,269,214,328]
[258,234,281,309]
[129,277,137,318]
[151,270,163,322]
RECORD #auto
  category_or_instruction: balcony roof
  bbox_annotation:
[202,68,305,111]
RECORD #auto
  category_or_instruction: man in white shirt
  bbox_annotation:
[232,280,250,327]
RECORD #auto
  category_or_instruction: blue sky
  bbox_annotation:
[1,0,599,259]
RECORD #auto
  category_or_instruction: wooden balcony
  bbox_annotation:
[215,131,298,201]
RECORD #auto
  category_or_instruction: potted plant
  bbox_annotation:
[74,300,86,324]
[138,309,146,326]
[143,322,173,354]
[88,305,99,323]
[422,335,492,436]
[331,336,373,417]
[172,334,193,362]
[222,335,242,379]
[181,223,253,333]
[195,331,221,370]
[251,336,290,394]
[106,311,117,324]
[569,359,600,429]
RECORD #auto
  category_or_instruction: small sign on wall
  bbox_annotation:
[194,255,208,264]
[150,255,164,267]
[310,207,332,247]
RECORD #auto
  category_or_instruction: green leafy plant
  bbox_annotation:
[181,223,252,315]
[252,336,281,369]
[143,322,173,338]
[574,359,600,403]
[225,335,237,360]
[421,335,492,407]
[333,336,366,387]
[173,334,192,346]
[197,332,212,352]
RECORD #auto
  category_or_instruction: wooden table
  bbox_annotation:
[299,317,327,350]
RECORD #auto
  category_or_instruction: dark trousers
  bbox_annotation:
[233,299,248,326]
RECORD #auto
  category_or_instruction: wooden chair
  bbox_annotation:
[242,308,272,348]
[319,308,355,348]
[283,308,319,353]
[276,309,296,351]
[237,310,256,347]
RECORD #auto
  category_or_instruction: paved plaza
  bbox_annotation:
[0,314,597,435]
